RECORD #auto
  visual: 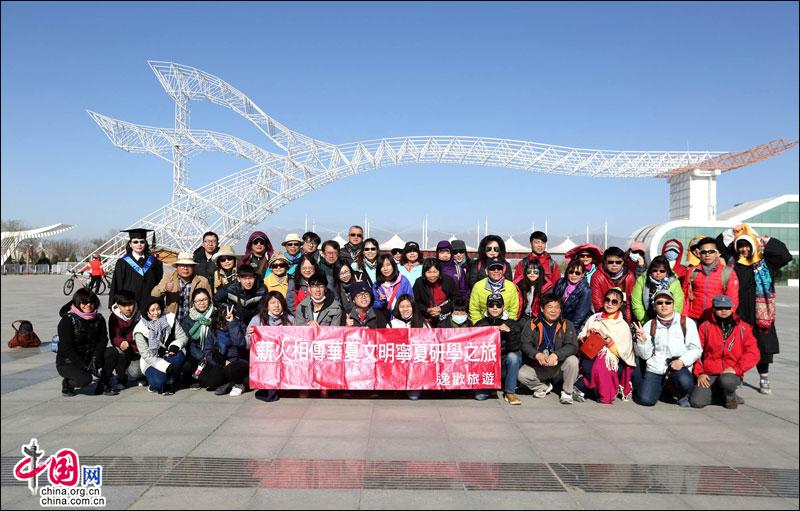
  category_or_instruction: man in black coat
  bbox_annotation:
[192,231,219,284]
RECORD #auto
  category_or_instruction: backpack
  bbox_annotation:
[687,264,733,303]
[8,320,41,348]
[650,315,687,338]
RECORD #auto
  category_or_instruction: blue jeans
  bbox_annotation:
[636,367,694,406]
[502,351,522,394]
[144,352,185,392]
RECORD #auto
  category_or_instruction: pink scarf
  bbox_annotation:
[70,304,97,321]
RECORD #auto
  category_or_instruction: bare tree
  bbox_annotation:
[1,219,30,232]
[45,239,83,261]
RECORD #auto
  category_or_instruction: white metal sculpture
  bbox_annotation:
[2,224,75,265]
[76,61,797,272]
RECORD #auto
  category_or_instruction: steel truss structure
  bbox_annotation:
[2,224,75,265]
[76,61,798,273]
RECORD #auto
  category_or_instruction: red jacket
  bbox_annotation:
[82,259,105,277]
[682,261,739,320]
[661,239,688,283]
[589,266,636,323]
[694,314,759,377]
[514,252,560,294]
[108,310,139,353]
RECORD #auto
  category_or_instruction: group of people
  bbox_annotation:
[56,223,791,409]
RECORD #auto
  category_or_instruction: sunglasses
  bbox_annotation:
[130,240,146,245]
[218,257,235,262]
[391,250,403,255]
[714,306,732,311]
[654,300,673,306]
[606,259,624,265]
[527,269,541,275]
[568,270,584,276]
[252,239,267,246]
[79,299,94,305]
[488,266,504,271]
[285,242,301,247]
[271,264,288,269]
[577,253,592,259]
[604,298,621,305]
[349,233,363,238]
[699,249,717,255]
[364,247,378,252]
[651,268,667,274]
[452,249,466,254]
[485,246,500,252]
[487,303,504,309]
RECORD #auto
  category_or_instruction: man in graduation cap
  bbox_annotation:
[109,229,164,312]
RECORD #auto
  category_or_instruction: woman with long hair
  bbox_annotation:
[334,261,366,314]
[372,254,414,320]
[211,245,238,293]
[517,258,545,322]
[468,235,513,289]
[352,238,380,285]
[553,259,593,333]
[286,254,332,315]
[631,256,685,324]
[412,258,460,327]
[399,242,423,285]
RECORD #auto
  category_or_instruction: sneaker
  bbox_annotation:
[503,392,522,406]
[759,377,771,395]
[162,386,175,396]
[214,383,232,396]
[138,380,147,387]
[677,397,691,408]
[229,384,244,397]
[533,383,553,399]
[147,386,157,393]
[189,382,201,391]
[61,379,77,397]
[572,389,586,403]
[473,391,490,401]
[559,391,573,405]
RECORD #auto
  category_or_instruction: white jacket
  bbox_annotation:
[133,312,187,374]
[635,313,702,375]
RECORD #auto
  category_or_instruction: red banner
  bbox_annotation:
[249,326,500,390]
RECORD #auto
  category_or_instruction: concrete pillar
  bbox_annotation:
[668,169,721,221]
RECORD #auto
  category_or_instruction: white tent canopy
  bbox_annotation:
[504,236,530,253]
[381,234,406,250]
[332,234,347,247]
[549,237,578,255]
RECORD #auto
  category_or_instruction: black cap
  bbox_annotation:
[349,281,373,301]
[121,228,154,240]
[450,240,467,251]
[487,257,505,269]
[403,241,420,253]
[302,231,321,244]
[391,248,403,255]
[530,231,548,243]
[486,293,504,307]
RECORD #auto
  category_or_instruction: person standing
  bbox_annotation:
[264,253,291,297]
[683,237,739,322]
[469,235,513,290]
[631,256,685,324]
[372,254,414,320]
[352,238,380,285]
[661,238,688,283]
[192,231,219,285]
[280,233,304,275]
[626,241,648,278]
[719,224,792,394]
[240,231,274,278]
[109,228,164,312]
[319,240,342,280]
[468,257,520,325]
[302,231,322,264]
[150,252,212,325]
[340,225,365,266]
[211,245,239,293]
[553,259,593,333]
[399,241,423,285]
[514,231,560,293]
[565,244,603,285]
[590,247,637,323]
[82,253,105,295]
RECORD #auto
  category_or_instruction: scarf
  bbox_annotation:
[606,265,627,282]
[267,314,286,326]
[562,282,578,303]
[701,262,716,276]
[112,304,137,323]
[286,251,303,266]
[187,306,215,350]
[753,260,776,328]
[143,315,172,352]
[645,275,675,309]
[657,314,675,328]
[380,273,402,302]
[70,305,97,321]
[486,276,504,295]
[717,315,736,340]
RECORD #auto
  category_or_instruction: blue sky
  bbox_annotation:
[2,2,798,245]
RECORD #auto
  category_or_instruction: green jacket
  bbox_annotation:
[631,274,684,324]
[468,277,521,325]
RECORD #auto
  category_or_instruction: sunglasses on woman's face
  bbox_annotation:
[219,257,235,262]
[604,298,620,305]
[271,264,288,269]
[527,269,540,275]
[364,247,378,252]
[568,270,583,276]
[130,240,146,245]
[79,299,94,305]
[651,268,667,274]
[252,239,267,246]
[486,246,500,252]
[452,250,466,255]
[578,253,592,259]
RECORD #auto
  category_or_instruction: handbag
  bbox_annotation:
[8,320,41,348]
[580,331,605,359]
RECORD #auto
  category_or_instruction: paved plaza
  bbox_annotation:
[1,275,798,509]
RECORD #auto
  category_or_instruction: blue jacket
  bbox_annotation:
[222,319,249,363]
[372,276,414,319]
[553,277,593,333]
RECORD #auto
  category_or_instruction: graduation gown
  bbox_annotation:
[109,253,164,311]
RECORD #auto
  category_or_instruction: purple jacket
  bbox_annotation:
[441,259,470,301]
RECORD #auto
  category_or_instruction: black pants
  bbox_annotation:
[57,347,118,388]
[690,373,740,408]
[225,359,249,386]
[757,361,770,374]
[114,348,141,381]
[89,275,103,294]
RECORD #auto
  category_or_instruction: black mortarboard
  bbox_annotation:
[120,228,156,249]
